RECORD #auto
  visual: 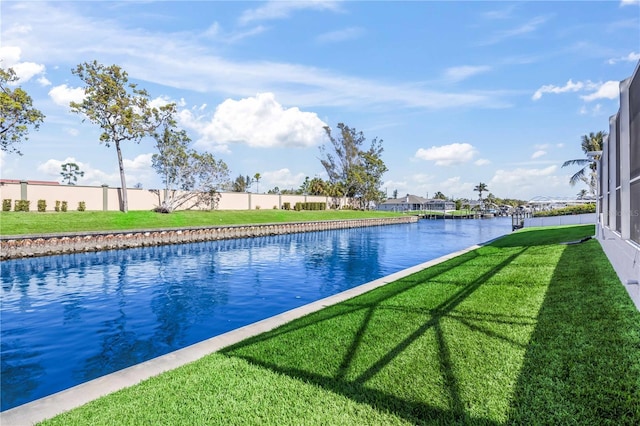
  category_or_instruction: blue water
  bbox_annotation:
[1,217,510,411]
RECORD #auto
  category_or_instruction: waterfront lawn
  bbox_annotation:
[39,225,640,425]
[0,209,404,236]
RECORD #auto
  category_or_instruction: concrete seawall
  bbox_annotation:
[0,216,418,260]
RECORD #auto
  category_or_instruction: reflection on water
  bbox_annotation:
[1,218,510,410]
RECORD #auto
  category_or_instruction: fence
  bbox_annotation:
[0,181,349,212]
[596,60,640,310]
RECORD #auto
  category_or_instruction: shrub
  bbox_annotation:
[283,202,291,210]
[55,200,61,212]
[534,203,596,217]
[37,199,47,212]
[2,199,11,212]
[13,200,30,212]
[77,201,86,212]
[273,205,278,209]
[153,205,171,214]
[61,201,68,212]
[255,205,261,210]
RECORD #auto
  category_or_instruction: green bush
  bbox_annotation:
[55,200,61,212]
[61,201,68,212]
[2,199,11,211]
[13,200,30,212]
[37,199,47,212]
[283,202,291,210]
[534,203,596,217]
[293,202,327,211]
[77,201,86,212]
[255,205,261,210]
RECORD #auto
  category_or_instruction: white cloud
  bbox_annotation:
[123,154,153,172]
[261,168,307,190]
[531,150,546,159]
[37,155,154,187]
[239,0,342,25]
[532,79,584,100]
[580,81,619,101]
[183,93,328,152]
[0,46,21,65]
[607,51,640,64]
[489,165,562,199]
[414,143,478,166]
[48,84,85,107]
[443,65,491,82]
[533,79,619,103]
[316,27,364,44]
[620,0,640,6]
[0,3,510,112]
[0,45,46,84]
[474,158,491,166]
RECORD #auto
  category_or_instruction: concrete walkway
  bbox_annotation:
[1,241,490,426]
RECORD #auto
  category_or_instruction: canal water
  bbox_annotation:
[1,217,511,411]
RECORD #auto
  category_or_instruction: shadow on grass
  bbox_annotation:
[490,224,595,248]
[505,239,640,424]
[222,246,528,425]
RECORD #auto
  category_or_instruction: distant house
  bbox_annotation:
[377,194,455,212]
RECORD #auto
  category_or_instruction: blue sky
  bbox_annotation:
[1,0,639,201]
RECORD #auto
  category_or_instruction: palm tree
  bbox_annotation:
[474,182,488,201]
[562,131,606,195]
[433,191,446,200]
[577,189,588,200]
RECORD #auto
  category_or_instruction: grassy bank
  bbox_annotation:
[0,210,404,236]
[39,225,640,425]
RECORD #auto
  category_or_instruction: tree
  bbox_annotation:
[577,189,588,200]
[0,67,45,155]
[562,131,605,196]
[253,173,261,193]
[320,123,387,209]
[433,191,446,200]
[474,182,488,201]
[232,174,251,192]
[392,189,398,199]
[70,61,174,212]
[308,177,328,195]
[60,162,84,185]
[352,140,388,208]
[152,124,230,212]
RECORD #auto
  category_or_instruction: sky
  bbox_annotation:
[1,0,639,202]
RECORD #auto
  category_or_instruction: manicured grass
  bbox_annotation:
[0,210,404,236]
[39,224,640,425]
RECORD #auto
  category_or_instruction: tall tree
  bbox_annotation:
[562,131,606,195]
[253,173,261,193]
[352,139,388,208]
[392,189,398,199]
[152,124,230,211]
[60,162,84,185]
[474,182,488,201]
[70,61,174,212]
[320,123,387,208]
[232,174,251,192]
[0,67,45,155]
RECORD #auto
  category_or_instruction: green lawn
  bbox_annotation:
[39,225,640,425]
[0,210,404,236]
